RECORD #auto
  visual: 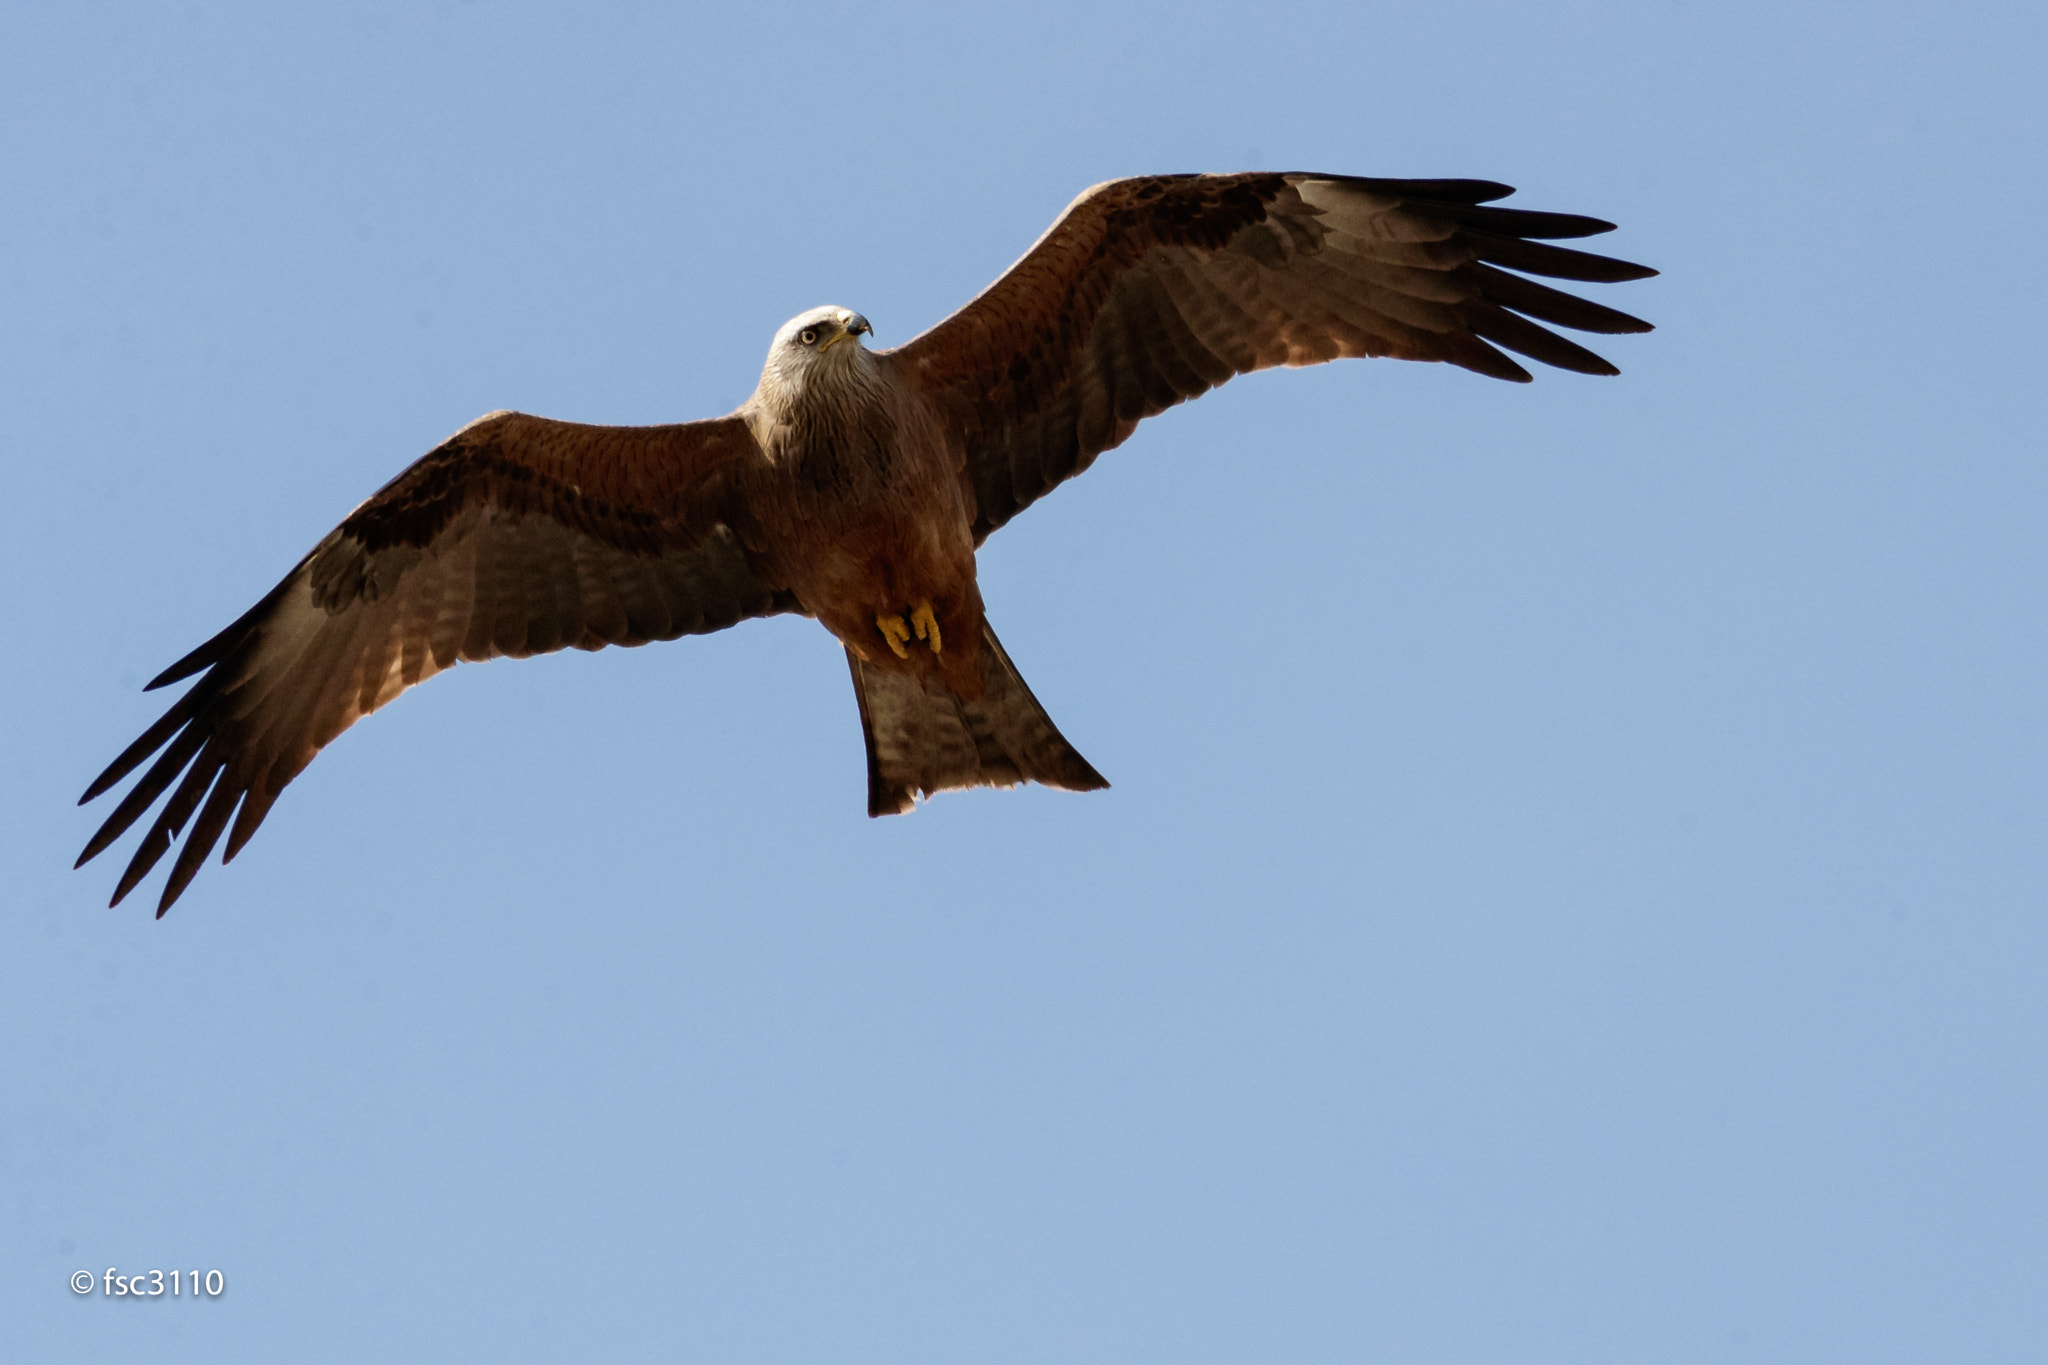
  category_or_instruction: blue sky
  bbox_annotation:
[5,2,2045,1360]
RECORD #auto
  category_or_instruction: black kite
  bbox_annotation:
[78,172,1655,913]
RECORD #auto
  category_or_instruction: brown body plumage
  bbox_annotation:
[79,172,1655,914]
[744,321,987,698]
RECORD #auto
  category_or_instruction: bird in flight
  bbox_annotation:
[78,172,1655,914]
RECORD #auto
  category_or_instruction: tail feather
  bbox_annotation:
[847,622,1107,817]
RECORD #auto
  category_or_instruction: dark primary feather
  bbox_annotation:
[885,172,1655,541]
[79,411,794,915]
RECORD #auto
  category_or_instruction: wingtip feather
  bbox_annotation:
[108,828,170,908]
[145,642,219,691]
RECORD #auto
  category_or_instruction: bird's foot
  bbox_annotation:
[910,601,942,654]
[876,602,943,659]
[876,613,912,658]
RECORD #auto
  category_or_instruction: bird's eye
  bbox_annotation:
[799,328,819,346]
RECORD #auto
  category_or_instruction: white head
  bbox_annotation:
[755,305,875,410]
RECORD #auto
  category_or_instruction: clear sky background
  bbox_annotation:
[4,2,2044,1360]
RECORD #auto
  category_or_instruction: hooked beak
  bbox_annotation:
[823,312,872,351]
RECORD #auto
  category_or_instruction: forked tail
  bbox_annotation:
[846,622,1108,816]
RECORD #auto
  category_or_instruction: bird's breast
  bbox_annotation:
[749,394,980,670]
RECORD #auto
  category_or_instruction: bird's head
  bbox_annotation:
[755,306,875,410]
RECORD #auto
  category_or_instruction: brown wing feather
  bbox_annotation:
[884,173,1657,541]
[78,411,794,915]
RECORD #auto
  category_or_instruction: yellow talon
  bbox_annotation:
[876,613,911,658]
[911,601,942,654]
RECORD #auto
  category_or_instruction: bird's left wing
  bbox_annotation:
[884,173,1656,542]
[79,410,793,915]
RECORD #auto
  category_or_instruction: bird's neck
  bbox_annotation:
[751,356,888,447]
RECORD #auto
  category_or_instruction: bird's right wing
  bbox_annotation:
[885,173,1656,542]
[79,410,795,915]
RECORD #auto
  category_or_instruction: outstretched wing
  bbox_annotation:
[78,410,793,915]
[886,173,1657,541]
